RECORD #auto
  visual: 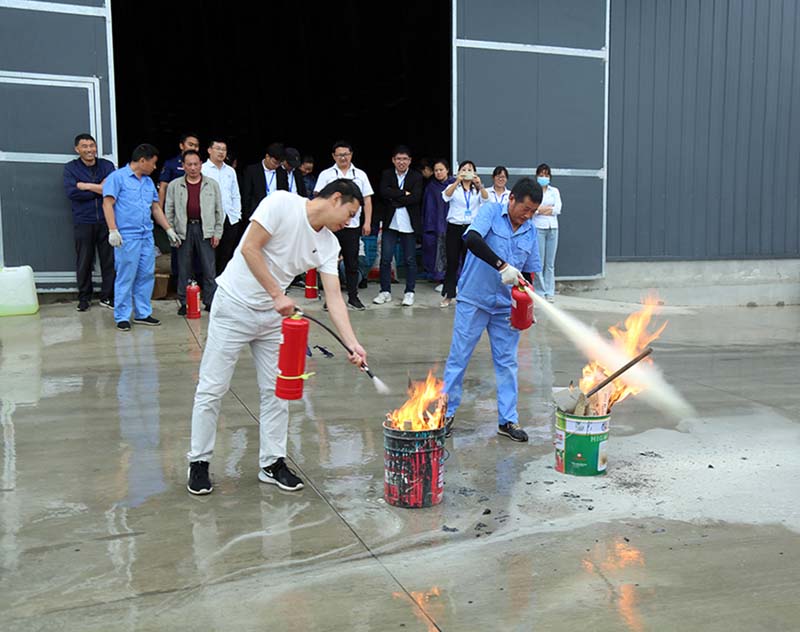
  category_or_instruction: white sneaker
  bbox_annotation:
[402,292,415,306]
[373,291,392,305]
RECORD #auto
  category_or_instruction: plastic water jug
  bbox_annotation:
[0,266,39,316]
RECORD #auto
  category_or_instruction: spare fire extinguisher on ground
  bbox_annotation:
[186,280,201,319]
[275,314,315,400]
[304,268,318,299]
[510,277,534,330]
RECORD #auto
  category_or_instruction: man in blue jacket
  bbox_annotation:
[442,177,542,443]
[63,133,117,311]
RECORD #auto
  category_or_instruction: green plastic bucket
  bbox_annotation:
[554,409,610,476]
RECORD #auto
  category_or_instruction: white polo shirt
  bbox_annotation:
[217,191,340,310]
[202,160,241,224]
[314,164,373,229]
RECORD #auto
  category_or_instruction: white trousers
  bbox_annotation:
[187,287,288,469]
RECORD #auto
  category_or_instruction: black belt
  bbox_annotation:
[188,219,201,224]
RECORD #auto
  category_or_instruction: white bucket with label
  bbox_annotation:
[0,266,39,316]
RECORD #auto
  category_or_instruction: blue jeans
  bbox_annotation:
[534,227,558,297]
[380,229,416,293]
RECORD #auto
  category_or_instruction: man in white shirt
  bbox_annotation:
[314,140,374,310]
[373,145,424,307]
[186,179,369,496]
[201,137,241,275]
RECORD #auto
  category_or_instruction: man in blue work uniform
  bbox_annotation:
[442,177,543,442]
[102,143,181,331]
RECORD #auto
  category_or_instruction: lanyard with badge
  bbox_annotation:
[265,170,275,196]
[397,171,406,193]
[463,187,473,220]
[288,172,295,193]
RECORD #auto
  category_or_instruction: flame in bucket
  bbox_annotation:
[386,370,445,431]
[579,294,667,411]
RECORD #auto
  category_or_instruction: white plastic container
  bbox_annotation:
[0,265,39,316]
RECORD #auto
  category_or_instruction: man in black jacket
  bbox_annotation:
[241,142,284,225]
[276,147,308,198]
[63,133,117,311]
[373,145,423,307]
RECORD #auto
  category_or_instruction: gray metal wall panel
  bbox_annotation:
[0,163,75,270]
[457,48,604,169]
[0,83,91,153]
[457,0,605,49]
[548,176,604,278]
[47,0,104,5]
[0,7,112,152]
[608,0,800,260]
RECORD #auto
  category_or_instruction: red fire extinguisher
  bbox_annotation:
[275,315,314,400]
[186,281,201,319]
[304,268,318,299]
[510,277,535,331]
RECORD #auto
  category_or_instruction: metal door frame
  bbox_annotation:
[451,0,610,279]
[0,0,117,288]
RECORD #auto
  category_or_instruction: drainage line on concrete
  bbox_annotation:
[182,316,442,631]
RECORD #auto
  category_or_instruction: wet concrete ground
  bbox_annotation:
[1,283,798,631]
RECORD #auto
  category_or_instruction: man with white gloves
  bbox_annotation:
[441,177,543,442]
[103,143,181,331]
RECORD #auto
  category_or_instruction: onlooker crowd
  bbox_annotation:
[64,133,564,325]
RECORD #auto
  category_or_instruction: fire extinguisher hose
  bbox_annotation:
[294,308,390,394]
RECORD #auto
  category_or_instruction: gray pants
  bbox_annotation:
[177,222,217,306]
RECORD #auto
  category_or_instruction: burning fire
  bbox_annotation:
[386,370,446,431]
[579,294,667,412]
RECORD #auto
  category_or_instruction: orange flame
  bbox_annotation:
[386,370,445,431]
[579,294,667,411]
[392,586,443,632]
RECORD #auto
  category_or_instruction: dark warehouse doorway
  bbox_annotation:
[110,1,452,226]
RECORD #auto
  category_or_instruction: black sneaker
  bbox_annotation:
[76,300,90,312]
[444,415,455,438]
[99,298,114,310]
[497,423,528,442]
[258,457,304,491]
[187,461,213,495]
[116,320,131,332]
[322,302,328,311]
[204,304,211,312]
[133,316,161,326]
[347,296,366,311]
[177,304,187,316]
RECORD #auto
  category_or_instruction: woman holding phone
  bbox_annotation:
[439,160,488,307]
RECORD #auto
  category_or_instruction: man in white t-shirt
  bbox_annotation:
[313,140,374,310]
[186,179,368,496]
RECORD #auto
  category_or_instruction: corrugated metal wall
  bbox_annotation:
[607,0,800,260]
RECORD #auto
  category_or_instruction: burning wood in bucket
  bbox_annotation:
[554,297,667,416]
[386,370,445,431]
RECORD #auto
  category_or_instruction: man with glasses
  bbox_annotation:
[373,145,423,307]
[202,137,241,275]
[313,140,374,310]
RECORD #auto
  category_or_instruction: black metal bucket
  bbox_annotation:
[383,422,446,508]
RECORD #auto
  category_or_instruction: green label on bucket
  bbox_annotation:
[555,410,610,477]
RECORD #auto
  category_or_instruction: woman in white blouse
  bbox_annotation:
[440,159,488,307]
[532,163,562,302]
[488,165,510,205]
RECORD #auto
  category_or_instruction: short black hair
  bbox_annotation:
[179,132,199,145]
[536,163,551,176]
[266,142,285,159]
[433,158,450,172]
[301,154,314,164]
[511,177,543,204]
[332,140,353,153]
[318,178,364,206]
[74,133,96,146]
[207,137,227,149]
[181,149,201,161]
[492,165,509,178]
[131,143,159,162]
[392,144,412,157]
